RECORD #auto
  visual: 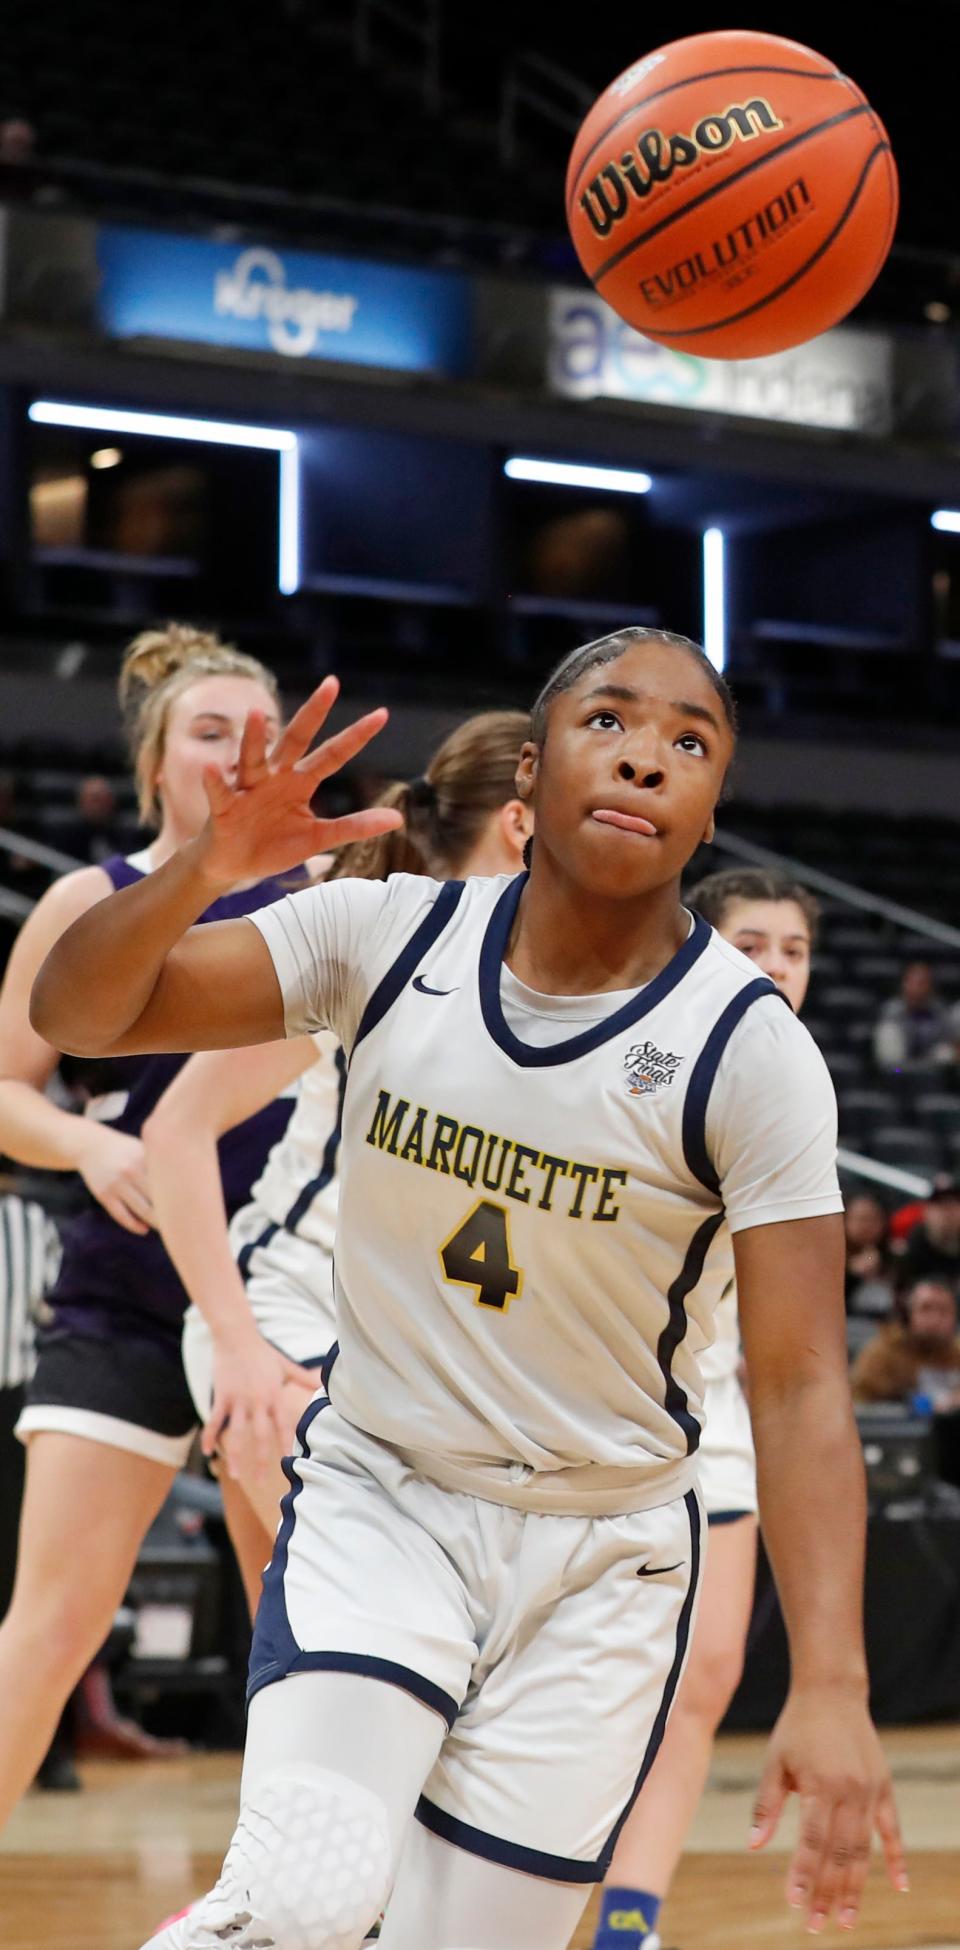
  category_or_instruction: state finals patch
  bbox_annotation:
[623,1039,684,1098]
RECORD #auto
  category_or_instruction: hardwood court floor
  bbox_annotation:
[1,1727,956,1950]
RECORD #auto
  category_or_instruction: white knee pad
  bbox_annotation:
[193,1765,392,1950]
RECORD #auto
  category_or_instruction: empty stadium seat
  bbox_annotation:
[869,1126,944,1174]
[912,1092,960,1137]
[828,927,886,957]
[825,1050,865,1086]
[819,985,876,1024]
[837,1086,901,1132]
[858,955,907,985]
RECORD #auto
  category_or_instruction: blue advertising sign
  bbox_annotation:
[95,226,471,375]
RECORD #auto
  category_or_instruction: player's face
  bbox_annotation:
[520,642,733,901]
[717,898,812,1011]
[845,1196,885,1248]
[156,675,280,837]
[907,1282,957,1347]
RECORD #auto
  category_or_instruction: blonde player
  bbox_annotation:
[143,713,532,1607]
[594,865,819,1950]
[0,626,372,1831]
[33,630,904,1950]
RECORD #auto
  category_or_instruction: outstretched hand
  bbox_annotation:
[204,1333,319,1479]
[198,676,402,889]
[750,1685,907,1933]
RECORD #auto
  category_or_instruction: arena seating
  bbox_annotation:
[0,0,566,259]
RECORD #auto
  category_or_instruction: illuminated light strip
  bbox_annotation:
[28,400,301,593]
[277,444,301,597]
[702,527,726,674]
[504,456,653,494]
[931,509,960,533]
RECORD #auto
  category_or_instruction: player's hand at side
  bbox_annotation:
[204,1330,318,1479]
[195,675,402,891]
[750,1685,907,1933]
[76,1123,155,1235]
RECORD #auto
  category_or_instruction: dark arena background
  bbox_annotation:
[0,4,958,1948]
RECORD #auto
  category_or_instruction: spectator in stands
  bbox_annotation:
[874,960,954,1073]
[54,775,120,866]
[844,1193,895,1317]
[897,1175,960,1290]
[0,117,36,165]
[886,1193,929,1246]
[851,1276,960,1410]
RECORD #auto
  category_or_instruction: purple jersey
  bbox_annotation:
[48,855,296,1349]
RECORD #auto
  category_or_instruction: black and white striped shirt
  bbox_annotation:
[0,1194,61,1390]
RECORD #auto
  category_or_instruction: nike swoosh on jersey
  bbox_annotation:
[412,975,458,997]
[636,1561,684,1577]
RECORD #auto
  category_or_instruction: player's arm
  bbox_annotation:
[0,866,155,1233]
[143,1037,320,1469]
[29,679,400,1058]
[710,1003,906,1931]
[735,1215,906,1932]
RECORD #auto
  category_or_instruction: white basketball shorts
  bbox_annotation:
[248,1400,704,1883]
[697,1369,757,1523]
[181,1206,336,1423]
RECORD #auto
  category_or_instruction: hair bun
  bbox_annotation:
[406,776,438,813]
[118,623,233,709]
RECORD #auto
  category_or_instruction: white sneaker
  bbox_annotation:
[139,1904,276,1949]
[142,1905,383,1949]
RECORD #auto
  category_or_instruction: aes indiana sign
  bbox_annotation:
[547,286,893,435]
[95,225,471,377]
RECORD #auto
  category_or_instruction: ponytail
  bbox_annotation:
[327,710,531,885]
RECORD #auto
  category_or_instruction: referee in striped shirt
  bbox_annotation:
[0,1188,61,1618]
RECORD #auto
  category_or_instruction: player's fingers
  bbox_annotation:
[202,1401,229,1458]
[107,1195,149,1236]
[120,1181,155,1226]
[251,1402,274,1480]
[202,763,234,817]
[127,1156,154,1198]
[314,806,405,854]
[269,677,340,767]
[236,710,270,786]
[785,1791,830,1917]
[282,1358,322,1392]
[224,1403,250,1479]
[749,1759,787,1851]
[835,1803,874,1931]
[298,706,391,783]
[809,1795,867,1934]
[875,1784,909,1894]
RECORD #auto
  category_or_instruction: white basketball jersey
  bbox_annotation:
[251,872,841,1516]
[250,1031,344,1251]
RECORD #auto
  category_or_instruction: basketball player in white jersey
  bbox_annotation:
[142,713,531,1607]
[594,866,819,1950]
[32,629,905,1950]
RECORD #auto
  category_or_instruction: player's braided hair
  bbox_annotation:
[529,627,737,745]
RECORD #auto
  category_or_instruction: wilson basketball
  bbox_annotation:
[566,29,898,359]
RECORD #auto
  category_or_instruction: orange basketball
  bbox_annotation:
[566,29,898,360]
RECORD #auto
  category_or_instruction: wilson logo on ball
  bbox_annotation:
[577,98,784,238]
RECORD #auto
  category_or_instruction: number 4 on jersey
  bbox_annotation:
[440,1199,524,1312]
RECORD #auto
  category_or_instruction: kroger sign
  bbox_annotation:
[95,225,471,374]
